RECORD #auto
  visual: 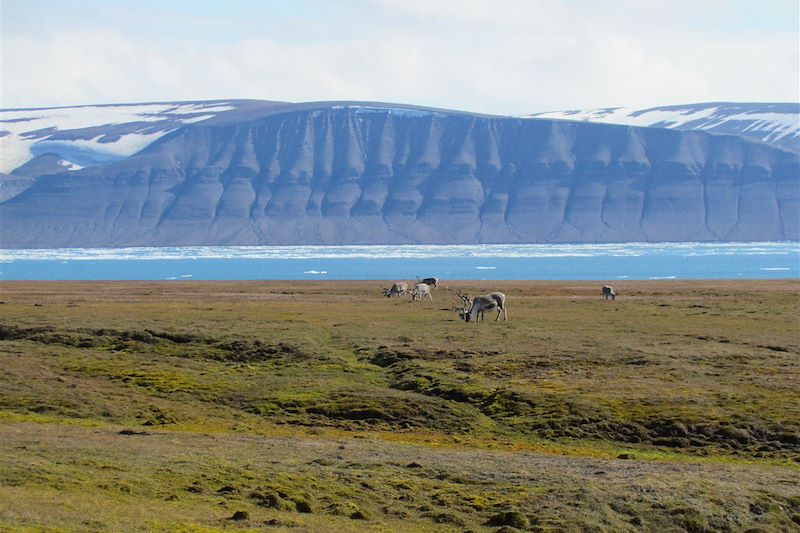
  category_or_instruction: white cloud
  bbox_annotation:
[1,0,797,114]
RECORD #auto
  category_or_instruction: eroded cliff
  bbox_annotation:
[2,104,797,247]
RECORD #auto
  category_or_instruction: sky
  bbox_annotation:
[2,0,798,114]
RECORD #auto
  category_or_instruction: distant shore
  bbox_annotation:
[2,242,798,281]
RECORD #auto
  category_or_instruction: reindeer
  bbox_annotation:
[602,285,616,300]
[383,282,408,299]
[411,282,433,301]
[416,276,439,289]
[454,290,507,322]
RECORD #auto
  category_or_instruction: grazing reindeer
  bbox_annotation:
[454,290,507,322]
[602,285,616,300]
[453,291,475,320]
[416,276,439,289]
[383,282,408,299]
[411,282,433,301]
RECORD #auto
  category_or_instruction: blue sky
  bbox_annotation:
[2,0,798,113]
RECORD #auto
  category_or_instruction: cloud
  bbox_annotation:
[2,0,797,113]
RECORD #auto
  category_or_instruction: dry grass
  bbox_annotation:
[1,280,798,531]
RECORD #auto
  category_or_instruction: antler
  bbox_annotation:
[453,290,472,319]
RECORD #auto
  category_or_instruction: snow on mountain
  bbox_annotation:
[524,102,800,151]
[6,101,795,176]
[57,159,83,171]
[2,102,798,247]
[0,101,241,173]
[1,99,798,247]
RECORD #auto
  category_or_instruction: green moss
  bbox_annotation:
[63,361,203,394]
[1,280,798,531]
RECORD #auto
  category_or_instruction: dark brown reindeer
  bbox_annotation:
[453,290,507,322]
[416,276,439,289]
[602,285,616,300]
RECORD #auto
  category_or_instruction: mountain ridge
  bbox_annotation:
[526,102,800,152]
[2,101,797,248]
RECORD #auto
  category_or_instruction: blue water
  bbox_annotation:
[0,243,798,281]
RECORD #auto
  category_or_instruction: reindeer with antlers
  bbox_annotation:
[453,290,508,322]
[382,282,408,299]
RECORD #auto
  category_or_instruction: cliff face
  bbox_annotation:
[1,104,798,247]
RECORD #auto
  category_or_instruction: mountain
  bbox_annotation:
[526,102,800,152]
[0,100,287,174]
[1,100,798,248]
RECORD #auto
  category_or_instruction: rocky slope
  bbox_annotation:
[1,102,798,247]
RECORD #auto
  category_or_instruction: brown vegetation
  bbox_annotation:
[1,280,798,531]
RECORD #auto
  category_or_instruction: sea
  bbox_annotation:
[0,242,798,281]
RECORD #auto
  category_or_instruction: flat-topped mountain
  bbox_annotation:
[1,100,798,247]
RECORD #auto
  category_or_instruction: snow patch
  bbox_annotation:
[32,130,178,166]
[181,114,217,124]
[162,104,236,115]
[523,103,800,149]
[57,159,83,171]
[0,102,237,173]
[327,105,443,118]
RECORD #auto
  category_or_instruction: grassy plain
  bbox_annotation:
[0,280,798,532]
